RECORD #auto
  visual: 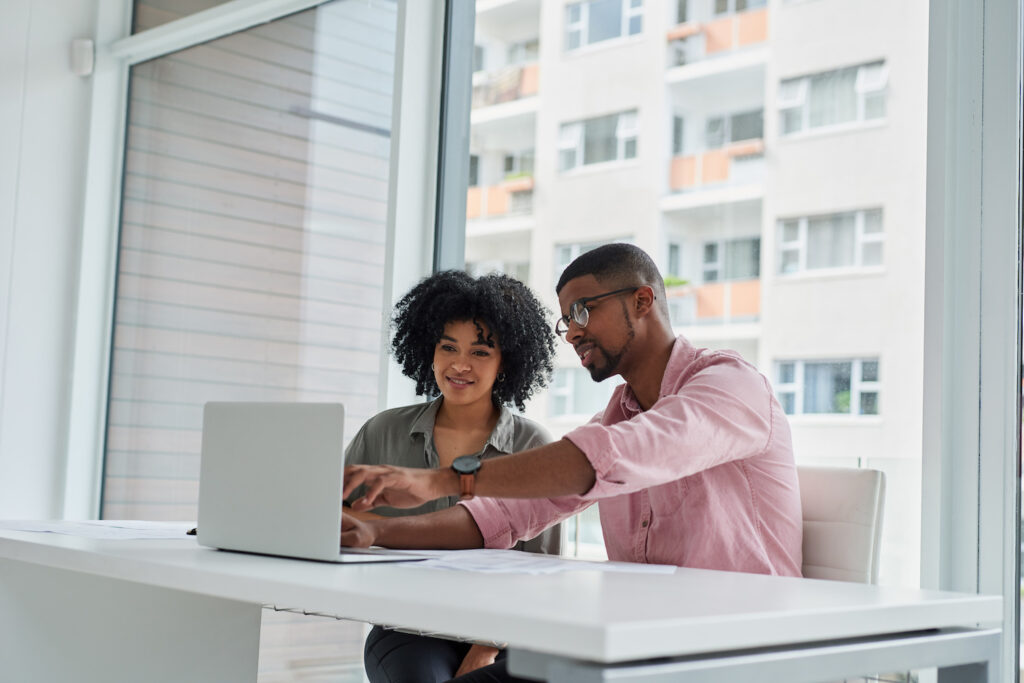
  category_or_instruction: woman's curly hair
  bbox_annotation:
[390,270,556,411]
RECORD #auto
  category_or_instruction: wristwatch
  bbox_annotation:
[451,455,482,501]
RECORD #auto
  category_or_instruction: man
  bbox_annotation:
[342,243,802,681]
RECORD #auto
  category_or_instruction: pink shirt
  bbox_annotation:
[461,336,803,577]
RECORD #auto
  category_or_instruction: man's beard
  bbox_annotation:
[586,313,635,382]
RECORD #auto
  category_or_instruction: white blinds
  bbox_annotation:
[104,0,398,520]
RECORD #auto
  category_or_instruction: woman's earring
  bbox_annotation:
[496,372,506,383]
[431,363,436,371]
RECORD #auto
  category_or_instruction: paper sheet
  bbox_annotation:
[0,520,195,540]
[411,548,676,575]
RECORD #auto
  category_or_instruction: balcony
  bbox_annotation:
[667,278,760,327]
[472,63,539,109]
[670,139,764,192]
[466,176,534,220]
[667,8,768,67]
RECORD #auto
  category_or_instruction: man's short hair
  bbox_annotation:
[556,243,669,316]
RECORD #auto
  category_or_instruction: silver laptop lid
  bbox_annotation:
[197,402,345,562]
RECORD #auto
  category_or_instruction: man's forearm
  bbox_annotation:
[467,438,596,499]
[371,505,484,549]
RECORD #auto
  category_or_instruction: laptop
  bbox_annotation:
[196,401,423,563]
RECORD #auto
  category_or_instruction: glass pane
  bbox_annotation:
[807,213,856,269]
[860,392,879,415]
[862,360,879,382]
[705,117,726,149]
[629,15,642,35]
[780,249,799,273]
[467,0,929,592]
[862,241,883,266]
[863,208,883,233]
[778,362,795,384]
[588,0,624,44]
[583,114,619,165]
[132,0,235,32]
[730,110,764,142]
[782,220,800,242]
[724,238,760,279]
[808,66,859,129]
[803,362,852,414]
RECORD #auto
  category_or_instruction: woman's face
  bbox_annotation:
[432,319,503,409]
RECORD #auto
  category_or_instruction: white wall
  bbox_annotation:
[0,1,98,517]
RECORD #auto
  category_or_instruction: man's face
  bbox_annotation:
[557,275,636,382]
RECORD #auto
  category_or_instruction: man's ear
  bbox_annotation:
[633,285,656,317]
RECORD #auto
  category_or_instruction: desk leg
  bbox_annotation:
[0,559,262,683]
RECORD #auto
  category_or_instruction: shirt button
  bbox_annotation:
[641,520,648,528]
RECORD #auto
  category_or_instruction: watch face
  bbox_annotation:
[452,455,481,475]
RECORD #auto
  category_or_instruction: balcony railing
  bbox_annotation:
[667,8,768,67]
[670,139,764,192]
[472,63,539,109]
[667,278,760,326]
[466,176,534,219]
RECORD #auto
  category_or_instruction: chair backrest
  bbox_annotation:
[798,466,886,584]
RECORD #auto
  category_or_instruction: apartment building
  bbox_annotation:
[465,0,928,587]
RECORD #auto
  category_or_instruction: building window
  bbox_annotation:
[468,154,479,187]
[503,149,535,178]
[565,0,643,52]
[779,61,888,135]
[702,237,760,282]
[667,242,682,278]
[775,359,880,416]
[714,0,767,14]
[559,110,638,171]
[555,239,626,281]
[704,109,763,150]
[549,368,622,417]
[472,44,485,72]
[672,115,685,155]
[778,208,883,274]
[506,39,539,66]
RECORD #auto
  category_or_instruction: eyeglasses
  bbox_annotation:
[555,287,640,338]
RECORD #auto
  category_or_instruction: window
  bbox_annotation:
[468,154,479,187]
[703,109,763,150]
[559,111,638,171]
[779,61,888,135]
[503,149,535,178]
[667,242,682,278]
[507,39,539,66]
[702,237,760,282]
[775,359,880,416]
[549,368,622,418]
[565,0,642,52]
[473,44,485,72]
[555,240,621,280]
[714,0,766,14]
[778,209,883,274]
[672,115,685,155]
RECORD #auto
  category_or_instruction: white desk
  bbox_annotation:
[0,527,1003,683]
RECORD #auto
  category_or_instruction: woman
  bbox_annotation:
[344,270,558,682]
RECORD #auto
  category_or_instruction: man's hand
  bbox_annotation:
[340,511,378,548]
[343,464,454,510]
[455,644,499,677]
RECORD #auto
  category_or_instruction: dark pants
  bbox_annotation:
[363,625,528,683]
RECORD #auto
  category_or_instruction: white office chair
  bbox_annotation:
[798,466,886,584]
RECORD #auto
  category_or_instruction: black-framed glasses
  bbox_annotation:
[555,287,640,338]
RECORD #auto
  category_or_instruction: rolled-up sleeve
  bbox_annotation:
[567,357,775,500]
[460,495,589,549]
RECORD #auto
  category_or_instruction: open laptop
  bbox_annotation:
[196,401,423,563]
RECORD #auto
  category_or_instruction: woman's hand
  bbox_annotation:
[454,644,499,677]
[340,511,378,548]
[343,464,453,510]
